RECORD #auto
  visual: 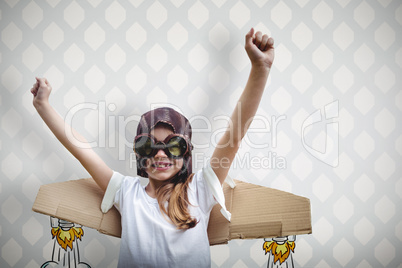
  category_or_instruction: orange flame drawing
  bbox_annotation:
[51,226,84,251]
[263,240,295,264]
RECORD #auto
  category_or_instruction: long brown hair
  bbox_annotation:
[156,173,198,229]
[135,107,197,229]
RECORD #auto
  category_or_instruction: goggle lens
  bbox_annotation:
[135,136,153,157]
[134,135,190,158]
[166,136,187,157]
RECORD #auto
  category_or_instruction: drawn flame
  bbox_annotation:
[51,227,84,251]
[263,240,295,264]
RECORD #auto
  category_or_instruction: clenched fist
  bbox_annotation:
[31,77,52,108]
[245,28,275,69]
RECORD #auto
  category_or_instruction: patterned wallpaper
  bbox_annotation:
[1,0,401,267]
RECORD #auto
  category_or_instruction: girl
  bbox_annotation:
[31,28,274,267]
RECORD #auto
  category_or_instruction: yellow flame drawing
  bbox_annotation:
[51,226,84,251]
[263,240,295,264]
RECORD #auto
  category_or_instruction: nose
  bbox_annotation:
[154,148,168,158]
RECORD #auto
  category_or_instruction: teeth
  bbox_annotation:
[154,163,171,168]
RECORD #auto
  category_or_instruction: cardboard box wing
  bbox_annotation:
[207,180,312,245]
[32,178,311,245]
[32,178,122,237]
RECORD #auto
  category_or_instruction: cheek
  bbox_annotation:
[146,159,151,165]
[173,159,184,170]
[143,159,152,173]
[137,158,150,170]
[144,158,151,168]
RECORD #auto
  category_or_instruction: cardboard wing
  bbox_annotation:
[207,180,312,245]
[32,178,311,245]
[32,178,122,237]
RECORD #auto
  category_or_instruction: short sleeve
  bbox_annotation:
[101,171,124,213]
[202,162,232,221]
[189,169,216,215]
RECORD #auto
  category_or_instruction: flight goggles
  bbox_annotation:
[134,134,192,159]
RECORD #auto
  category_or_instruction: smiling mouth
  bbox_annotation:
[152,162,173,169]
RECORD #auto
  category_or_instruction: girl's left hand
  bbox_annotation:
[245,28,275,69]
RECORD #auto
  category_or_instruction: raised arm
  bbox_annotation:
[31,77,112,191]
[211,28,275,184]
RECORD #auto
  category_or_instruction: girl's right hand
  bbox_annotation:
[31,77,52,108]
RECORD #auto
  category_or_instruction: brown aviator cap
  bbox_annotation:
[135,107,193,179]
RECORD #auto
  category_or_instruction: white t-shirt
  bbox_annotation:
[112,167,217,268]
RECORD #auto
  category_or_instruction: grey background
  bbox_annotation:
[1,0,401,267]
